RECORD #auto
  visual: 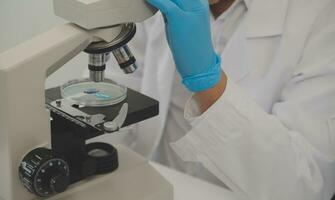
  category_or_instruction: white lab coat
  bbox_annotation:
[103,0,335,199]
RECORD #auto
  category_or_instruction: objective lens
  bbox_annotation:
[88,53,110,82]
[89,70,105,83]
[112,45,137,74]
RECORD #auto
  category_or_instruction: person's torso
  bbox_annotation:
[101,0,331,184]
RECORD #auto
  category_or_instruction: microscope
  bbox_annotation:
[0,0,173,200]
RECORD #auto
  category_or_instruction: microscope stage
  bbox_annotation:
[45,86,159,136]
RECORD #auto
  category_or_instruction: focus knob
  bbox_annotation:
[86,143,119,174]
[19,148,70,197]
[50,174,70,193]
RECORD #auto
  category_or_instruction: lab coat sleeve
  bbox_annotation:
[171,6,335,200]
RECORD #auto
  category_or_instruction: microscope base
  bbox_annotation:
[46,145,173,200]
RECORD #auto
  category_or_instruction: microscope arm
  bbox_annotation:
[0,23,93,200]
[0,23,92,78]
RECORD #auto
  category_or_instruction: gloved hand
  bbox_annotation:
[146,0,222,92]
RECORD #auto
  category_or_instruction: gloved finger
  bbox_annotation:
[170,0,208,11]
[146,0,179,15]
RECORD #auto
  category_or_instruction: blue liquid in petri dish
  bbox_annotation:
[95,92,112,100]
[84,88,100,94]
[61,80,127,107]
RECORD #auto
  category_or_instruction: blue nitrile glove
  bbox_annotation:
[146,0,222,92]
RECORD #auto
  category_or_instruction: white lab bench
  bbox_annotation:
[151,163,236,200]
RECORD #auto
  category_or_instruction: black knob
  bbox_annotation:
[19,148,70,197]
[86,142,119,174]
[50,174,70,193]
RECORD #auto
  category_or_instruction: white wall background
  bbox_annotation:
[0,0,87,88]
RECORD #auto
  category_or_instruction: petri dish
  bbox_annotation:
[61,79,127,107]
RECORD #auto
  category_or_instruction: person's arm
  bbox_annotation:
[145,0,227,113]
[171,3,335,200]
[146,0,223,95]
[194,72,227,113]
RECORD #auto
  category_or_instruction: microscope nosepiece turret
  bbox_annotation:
[84,23,138,82]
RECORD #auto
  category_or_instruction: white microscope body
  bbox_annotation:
[54,0,157,29]
[0,1,173,200]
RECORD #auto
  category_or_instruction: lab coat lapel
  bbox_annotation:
[220,0,289,82]
[220,18,250,82]
[246,0,288,38]
[135,57,174,158]
[134,16,175,158]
